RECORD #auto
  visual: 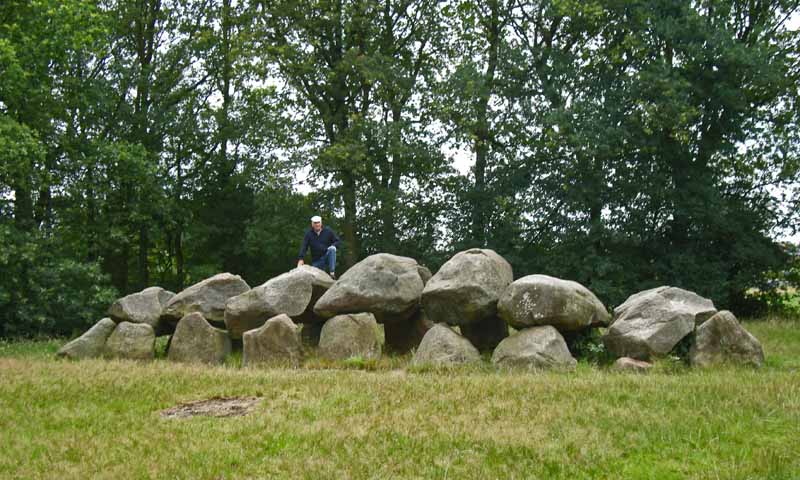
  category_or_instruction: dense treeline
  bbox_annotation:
[1,0,799,336]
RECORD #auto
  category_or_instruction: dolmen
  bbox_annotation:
[57,250,765,371]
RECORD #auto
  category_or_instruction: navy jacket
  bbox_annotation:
[298,226,341,261]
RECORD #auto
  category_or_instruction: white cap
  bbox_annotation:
[310,215,322,223]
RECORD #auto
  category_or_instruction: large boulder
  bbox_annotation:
[293,265,335,324]
[167,313,231,365]
[108,286,175,334]
[603,286,717,360]
[225,269,316,339]
[104,322,155,361]
[56,318,117,360]
[498,275,610,332]
[161,273,250,330]
[314,254,424,323]
[689,311,764,368]
[242,314,304,367]
[491,326,577,370]
[412,324,481,366]
[318,313,382,361]
[421,249,513,326]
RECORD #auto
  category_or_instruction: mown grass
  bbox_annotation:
[1,318,798,479]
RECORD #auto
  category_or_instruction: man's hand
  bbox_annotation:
[297,259,304,267]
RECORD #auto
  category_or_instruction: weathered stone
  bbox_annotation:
[224,269,314,339]
[498,275,610,332]
[318,313,381,361]
[104,322,155,360]
[56,318,117,359]
[293,265,335,324]
[460,316,508,352]
[603,286,717,360]
[161,273,250,331]
[491,326,577,370]
[417,265,433,286]
[242,314,304,367]
[421,248,513,326]
[689,311,764,368]
[612,357,653,373]
[167,313,231,365]
[412,323,481,366]
[314,254,424,323]
[383,309,434,353]
[108,286,175,333]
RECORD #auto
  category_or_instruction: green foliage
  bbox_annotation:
[0,224,118,337]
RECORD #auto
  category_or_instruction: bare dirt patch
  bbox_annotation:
[160,396,262,419]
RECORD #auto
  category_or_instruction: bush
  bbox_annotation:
[0,225,118,338]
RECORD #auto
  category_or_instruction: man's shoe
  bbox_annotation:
[330,272,336,280]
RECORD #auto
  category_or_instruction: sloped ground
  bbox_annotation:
[0,318,798,479]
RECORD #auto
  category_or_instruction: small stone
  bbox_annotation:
[491,326,577,370]
[243,314,304,367]
[318,313,381,361]
[412,324,481,366]
[56,318,117,359]
[168,313,231,365]
[104,322,155,361]
[612,357,653,373]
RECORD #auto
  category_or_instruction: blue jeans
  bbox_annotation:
[312,247,336,273]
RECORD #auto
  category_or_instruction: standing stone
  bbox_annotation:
[224,269,314,339]
[314,254,424,323]
[612,357,653,373]
[412,324,481,366]
[491,326,577,370]
[168,313,231,365]
[421,249,513,326]
[242,314,304,367]
[689,311,764,368]
[318,313,382,361]
[417,265,433,286]
[108,286,175,333]
[161,273,250,330]
[104,322,155,360]
[56,318,117,360]
[459,316,508,352]
[498,275,610,332]
[603,286,717,360]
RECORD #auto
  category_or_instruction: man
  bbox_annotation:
[297,215,340,279]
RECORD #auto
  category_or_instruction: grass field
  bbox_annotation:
[1,318,799,479]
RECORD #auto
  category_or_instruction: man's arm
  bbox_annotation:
[329,228,341,249]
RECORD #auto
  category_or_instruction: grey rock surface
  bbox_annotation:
[612,357,653,373]
[412,323,481,366]
[314,254,424,323]
[242,314,304,367]
[491,326,577,370]
[108,286,175,333]
[498,275,610,332]
[689,311,764,368]
[421,248,513,326]
[225,269,314,339]
[603,286,717,360]
[161,273,250,330]
[104,322,155,360]
[318,313,382,361]
[56,318,117,359]
[167,313,231,365]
